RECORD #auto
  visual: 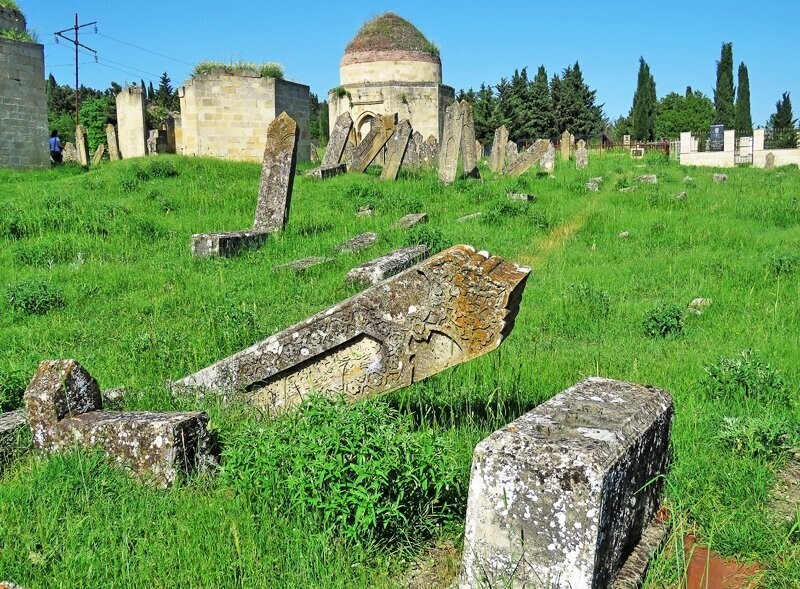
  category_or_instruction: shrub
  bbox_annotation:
[565,282,611,321]
[717,415,800,460]
[0,367,28,412]
[768,253,798,277]
[192,60,284,79]
[147,158,178,178]
[346,182,384,211]
[403,225,447,254]
[641,303,683,338]
[6,276,65,315]
[118,176,140,193]
[221,396,462,545]
[701,350,788,405]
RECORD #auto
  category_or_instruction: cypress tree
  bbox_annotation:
[734,62,752,134]
[768,92,797,148]
[529,65,555,139]
[631,57,656,141]
[714,42,735,127]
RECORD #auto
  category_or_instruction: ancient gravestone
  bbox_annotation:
[587,180,600,191]
[309,142,320,163]
[92,143,106,166]
[623,134,631,148]
[713,173,728,183]
[75,125,89,166]
[61,142,78,163]
[272,256,334,272]
[381,119,412,181]
[346,245,429,286]
[619,186,638,193]
[342,135,356,166]
[146,129,158,155]
[460,377,673,589]
[422,134,438,168]
[334,232,378,254]
[765,152,775,169]
[540,143,555,173]
[174,245,531,413]
[561,130,571,161]
[475,140,483,162]
[459,101,479,178]
[575,139,588,169]
[401,130,422,172]
[305,163,347,180]
[490,125,509,173]
[439,102,464,184]
[25,359,214,487]
[349,114,397,173]
[507,193,536,202]
[506,140,519,167]
[0,410,27,472]
[192,231,270,258]
[636,174,657,184]
[253,112,299,233]
[457,212,482,222]
[106,124,121,161]
[322,111,354,167]
[505,139,551,177]
[392,212,428,229]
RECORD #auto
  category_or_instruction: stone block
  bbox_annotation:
[272,256,334,272]
[392,212,428,229]
[461,377,673,588]
[0,410,27,471]
[334,232,378,254]
[253,112,299,233]
[346,245,429,286]
[191,230,270,258]
[305,163,347,179]
[322,111,353,166]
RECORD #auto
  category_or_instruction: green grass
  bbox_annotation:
[1,153,799,586]
[192,60,284,79]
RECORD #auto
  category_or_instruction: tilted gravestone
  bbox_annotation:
[392,212,428,229]
[106,124,121,161]
[540,143,555,173]
[490,125,509,173]
[561,130,571,161]
[334,232,378,254]
[439,102,464,184]
[253,112,300,232]
[575,139,588,169]
[459,101,479,178]
[346,245,430,286]
[322,111,354,167]
[75,125,90,166]
[421,134,438,168]
[505,139,551,177]
[25,360,214,487]
[506,140,519,167]
[401,130,422,172]
[174,245,530,413]
[381,119,413,180]
[461,377,673,589]
[92,143,106,166]
[349,114,397,173]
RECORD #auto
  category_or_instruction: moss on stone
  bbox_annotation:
[345,12,439,57]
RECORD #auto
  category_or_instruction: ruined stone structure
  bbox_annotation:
[0,7,49,168]
[116,86,147,158]
[328,13,454,147]
[174,245,530,413]
[176,69,310,161]
[346,245,429,286]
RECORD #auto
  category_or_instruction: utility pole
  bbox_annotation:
[54,14,97,129]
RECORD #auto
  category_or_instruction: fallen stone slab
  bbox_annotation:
[713,173,728,183]
[687,297,712,315]
[191,230,270,258]
[505,139,550,177]
[636,174,658,184]
[674,191,687,199]
[506,193,536,202]
[349,114,397,173]
[345,245,429,286]
[619,186,638,193]
[174,245,530,414]
[587,180,600,191]
[305,163,346,180]
[334,232,378,254]
[25,360,214,487]
[457,212,482,222]
[271,256,334,272]
[392,212,428,229]
[460,377,673,589]
[0,410,27,471]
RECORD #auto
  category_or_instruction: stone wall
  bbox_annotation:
[115,86,147,158]
[0,38,49,168]
[177,72,310,162]
[679,130,735,167]
[752,128,800,168]
[340,53,441,85]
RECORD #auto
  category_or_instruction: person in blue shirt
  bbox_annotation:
[49,130,63,164]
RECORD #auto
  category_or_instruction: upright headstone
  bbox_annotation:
[253,112,299,233]
[575,139,588,169]
[623,134,631,148]
[765,152,775,169]
[322,111,354,167]
[106,124,121,161]
[505,139,551,177]
[115,86,147,158]
[422,134,438,168]
[561,130,571,161]
[540,143,555,173]
[439,102,464,184]
[490,125,509,173]
[91,143,106,166]
[506,140,519,167]
[475,140,482,162]
[62,141,78,163]
[309,142,320,163]
[75,125,89,167]
[459,101,479,178]
[146,130,158,155]
[401,130,422,172]
[349,114,397,173]
[381,119,412,180]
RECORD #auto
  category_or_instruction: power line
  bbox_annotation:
[95,32,193,66]
[54,13,97,128]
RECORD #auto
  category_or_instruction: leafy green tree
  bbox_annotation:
[153,72,179,111]
[655,89,715,138]
[309,93,329,144]
[734,62,752,135]
[714,42,735,127]
[767,92,797,148]
[79,97,112,151]
[631,57,657,141]
[529,65,555,139]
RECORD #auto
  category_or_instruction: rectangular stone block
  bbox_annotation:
[461,377,673,589]
[191,230,270,258]
[334,232,378,254]
[345,245,429,286]
[305,163,346,179]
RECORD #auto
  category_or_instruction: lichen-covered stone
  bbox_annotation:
[305,163,346,179]
[421,134,438,168]
[334,232,378,254]
[401,130,422,172]
[713,173,728,183]
[460,377,673,589]
[459,101,479,179]
[106,124,121,161]
[345,245,429,285]
[323,111,354,167]
[505,139,550,177]
[174,245,530,414]
[271,256,334,272]
[506,140,519,167]
[381,119,412,180]
[75,125,90,166]
[507,193,536,202]
[438,102,463,184]
[561,130,571,161]
[191,230,269,258]
[635,174,657,184]
[0,410,27,471]
[349,113,397,173]
[253,112,299,232]
[575,139,588,169]
[490,126,508,173]
[392,212,428,229]
[540,143,555,173]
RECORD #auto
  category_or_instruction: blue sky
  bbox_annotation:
[22,0,800,127]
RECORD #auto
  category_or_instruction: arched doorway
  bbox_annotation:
[356,113,375,144]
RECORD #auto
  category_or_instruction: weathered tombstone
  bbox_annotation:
[25,359,214,487]
[253,112,299,233]
[334,232,378,254]
[506,140,519,167]
[0,410,27,472]
[91,143,106,166]
[106,124,121,161]
[342,135,356,167]
[62,142,78,163]
[713,173,728,183]
[587,180,599,191]
[192,231,270,258]
[75,125,89,166]
[475,140,483,162]
[635,174,657,184]
[490,126,509,173]
[507,193,536,202]
[505,139,551,177]
[421,134,438,168]
[765,152,775,169]
[575,139,588,169]
[174,245,530,413]
[623,134,631,148]
[309,142,320,163]
[349,114,397,173]
[322,111,354,167]
[305,163,346,180]
[381,119,412,180]
[146,129,158,155]
[540,143,555,173]
[459,101,479,178]
[401,130,422,172]
[439,102,463,184]
[457,212,482,222]
[561,130,571,161]
[392,212,428,229]
[346,245,430,286]
[460,377,673,589]
[272,256,334,272]
[570,133,576,147]
[619,186,638,193]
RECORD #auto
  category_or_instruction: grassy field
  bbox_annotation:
[0,151,798,587]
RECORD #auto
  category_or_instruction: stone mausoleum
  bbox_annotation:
[328,13,454,145]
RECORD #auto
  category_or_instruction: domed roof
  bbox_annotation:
[343,13,440,65]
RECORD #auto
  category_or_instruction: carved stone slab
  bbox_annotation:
[422,135,438,168]
[253,112,299,233]
[345,245,429,286]
[174,245,531,413]
[439,102,463,184]
[475,140,483,163]
[490,126,508,173]
[765,152,775,169]
[24,360,214,487]
[322,111,354,167]
[459,101,480,178]
[540,143,555,173]
[75,125,90,166]
[401,130,422,172]
[0,410,27,471]
[92,143,106,166]
[309,142,320,163]
[191,230,270,258]
[350,114,397,173]
[505,139,551,177]
[334,232,378,254]
[561,130,571,161]
[305,163,347,180]
[271,256,334,272]
[392,212,428,229]
[62,142,78,163]
[461,377,673,589]
[381,119,413,180]
[106,124,121,161]
[506,140,519,167]
[575,139,588,169]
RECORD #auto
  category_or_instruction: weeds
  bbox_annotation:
[641,303,684,338]
[5,276,65,315]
